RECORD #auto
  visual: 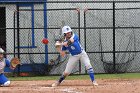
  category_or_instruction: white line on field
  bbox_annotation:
[59,88,83,93]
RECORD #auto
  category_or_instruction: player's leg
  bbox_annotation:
[80,50,98,86]
[0,73,10,87]
[52,55,80,87]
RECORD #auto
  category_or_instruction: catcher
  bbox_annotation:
[0,48,19,87]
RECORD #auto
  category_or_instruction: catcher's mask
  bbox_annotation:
[0,48,4,54]
[0,48,4,60]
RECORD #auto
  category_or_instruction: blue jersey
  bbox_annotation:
[0,58,10,85]
[5,59,10,67]
[62,33,83,56]
[0,58,10,74]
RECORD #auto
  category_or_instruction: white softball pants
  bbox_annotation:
[64,50,93,74]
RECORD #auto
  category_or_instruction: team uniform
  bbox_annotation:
[52,26,98,87]
[62,33,93,74]
[0,48,11,87]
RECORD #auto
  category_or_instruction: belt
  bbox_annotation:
[73,49,83,56]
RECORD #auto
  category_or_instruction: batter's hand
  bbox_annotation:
[60,51,66,57]
[55,41,62,48]
[62,38,74,47]
[69,38,74,42]
[62,42,68,47]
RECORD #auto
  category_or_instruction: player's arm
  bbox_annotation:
[67,38,74,45]
[57,47,66,57]
[55,41,66,57]
[63,34,75,47]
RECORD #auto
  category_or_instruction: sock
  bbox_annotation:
[87,68,95,82]
[58,74,66,83]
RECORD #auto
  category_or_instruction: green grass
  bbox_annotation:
[9,73,140,81]
[96,73,140,79]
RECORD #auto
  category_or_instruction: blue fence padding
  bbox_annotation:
[0,0,45,2]
[5,63,48,73]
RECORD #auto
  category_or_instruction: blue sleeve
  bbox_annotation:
[73,34,78,41]
[62,46,67,51]
[5,59,10,67]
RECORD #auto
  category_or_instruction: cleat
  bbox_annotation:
[51,81,60,87]
[92,81,98,86]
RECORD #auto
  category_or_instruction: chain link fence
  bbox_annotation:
[1,1,140,75]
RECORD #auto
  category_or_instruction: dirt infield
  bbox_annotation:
[0,79,140,93]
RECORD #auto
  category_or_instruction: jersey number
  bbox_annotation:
[71,46,75,50]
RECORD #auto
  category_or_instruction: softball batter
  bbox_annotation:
[52,26,98,87]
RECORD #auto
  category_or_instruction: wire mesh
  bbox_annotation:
[2,1,140,75]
